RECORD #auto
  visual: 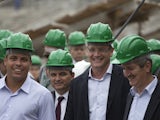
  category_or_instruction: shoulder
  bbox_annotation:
[70,68,89,90]
[73,60,90,78]
[112,64,124,74]
[112,64,129,84]
[74,67,89,80]
[30,78,51,95]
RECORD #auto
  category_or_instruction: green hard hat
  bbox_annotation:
[86,22,113,43]
[0,39,7,60]
[111,39,119,51]
[110,50,117,61]
[43,29,66,48]
[111,35,150,64]
[46,49,74,67]
[31,55,42,65]
[68,31,85,46]
[147,39,160,52]
[110,40,119,61]
[0,29,13,40]
[6,32,34,51]
[150,54,160,74]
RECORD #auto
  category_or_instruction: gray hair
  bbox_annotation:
[129,53,152,68]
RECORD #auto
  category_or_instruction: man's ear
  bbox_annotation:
[3,56,7,67]
[109,47,114,57]
[71,72,75,79]
[46,68,50,77]
[145,60,152,73]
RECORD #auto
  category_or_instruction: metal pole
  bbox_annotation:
[114,0,145,39]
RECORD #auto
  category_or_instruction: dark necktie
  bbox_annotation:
[56,96,64,120]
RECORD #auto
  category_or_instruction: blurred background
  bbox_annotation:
[0,0,160,56]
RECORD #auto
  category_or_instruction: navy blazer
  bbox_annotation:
[64,64,130,120]
[123,81,160,120]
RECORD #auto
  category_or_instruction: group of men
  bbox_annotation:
[0,21,160,120]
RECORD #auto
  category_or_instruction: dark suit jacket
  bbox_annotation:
[64,64,130,120]
[123,81,160,120]
[51,91,55,101]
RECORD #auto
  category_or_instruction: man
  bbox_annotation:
[30,55,42,82]
[68,31,90,78]
[112,35,160,120]
[0,39,7,78]
[0,32,56,120]
[64,22,130,120]
[0,30,13,78]
[110,39,119,61]
[150,54,160,80]
[68,31,87,63]
[147,38,160,55]
[46,49,74,120]
[39,29,66,91]
[0,29,12,40]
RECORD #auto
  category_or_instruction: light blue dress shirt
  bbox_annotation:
[128,76,158,120]
[0,75,56,120]
[88,63,113,120]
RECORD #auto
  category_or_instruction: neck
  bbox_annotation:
[5,76,26,93]
[57,89,68,95]
[91,64,109,79]
[136,74,154,94]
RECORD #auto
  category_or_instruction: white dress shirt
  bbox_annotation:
[55,91,69,120]
[88,63,113,120]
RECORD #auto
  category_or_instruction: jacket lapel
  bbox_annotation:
[81,68,90,120]
[144,81,160,120]
[51,91,56,101]
[123,93,133,120]
[107,65,122,110]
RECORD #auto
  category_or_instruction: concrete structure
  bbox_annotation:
[0,0,160,56]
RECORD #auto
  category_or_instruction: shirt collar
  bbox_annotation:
[130,75,158,96]
[0,74,32,94]
[145,75,158,95]
[0,71,4,78]
[72,58,76,64]
[89,63,113,79]
[0,76,6,89]
[20,74,32,94]
[55,91,69,100]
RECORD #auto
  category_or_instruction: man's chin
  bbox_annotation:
[12,75,26,81]
[129,80,136,86]
[55,86,63,90]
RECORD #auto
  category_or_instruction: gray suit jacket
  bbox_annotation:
[123,81,160,120]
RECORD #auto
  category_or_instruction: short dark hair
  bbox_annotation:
[6,48,32,57]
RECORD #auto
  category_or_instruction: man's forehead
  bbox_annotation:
[87,42,111,46]
[87,44,110,49]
